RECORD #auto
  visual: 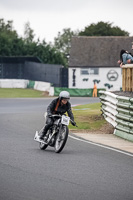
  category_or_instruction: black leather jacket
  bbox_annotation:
[47,98,74,121]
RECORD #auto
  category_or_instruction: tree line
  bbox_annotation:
[0,18,129,67]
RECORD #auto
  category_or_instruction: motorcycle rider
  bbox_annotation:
[39,91,76,140]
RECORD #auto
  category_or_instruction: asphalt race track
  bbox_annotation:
[0,97,133,200]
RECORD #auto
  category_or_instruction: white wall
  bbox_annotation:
[69,67,122,91]
[34,81,54,96]
[0,79,29,88]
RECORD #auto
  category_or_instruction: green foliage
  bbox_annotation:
[54,28,77,54]
[79,21,129,36]
[53,28,78,66]
[24,21,35,43]
[0,19,22,56]
[0,18,66,66]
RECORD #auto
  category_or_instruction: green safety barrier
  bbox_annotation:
[117,96,130,101]
[27,80,35,88]
[130,98,133,103]
[129,123,133,128]
[99,90,133,142]
[116,113,131,121]
[130,105,133,109]
[114,129,133,142]
[117,102,130,109]
[115,118,129,127]
[116,96,131,109]
[116,125,130,133]
[54,87,105,97]
[99,94,106,100]
[117,107,130,115]
[130,111,133,115]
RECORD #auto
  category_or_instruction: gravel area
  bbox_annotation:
[112,91,133,98]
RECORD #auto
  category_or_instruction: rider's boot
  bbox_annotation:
[39,122,52,140]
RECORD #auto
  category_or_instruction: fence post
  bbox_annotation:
[122,65,133,92]
[122,68,126,91]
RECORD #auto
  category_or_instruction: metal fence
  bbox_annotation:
[0,62,68,87]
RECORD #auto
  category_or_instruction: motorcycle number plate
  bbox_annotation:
[61,115,70,125]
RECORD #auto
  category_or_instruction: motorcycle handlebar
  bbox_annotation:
[49,114,61,118]
[49,114,78,127]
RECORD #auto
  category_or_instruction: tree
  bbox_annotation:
[0,18,66,66]
[33,40,66,66]
[0,18,22,56]
[53,28,78,66]
[0,19,16,33]
[79,21,129,36]
[24,21,35,43]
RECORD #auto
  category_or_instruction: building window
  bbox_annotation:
[90,68,99,75]
[81,69,89,75]
[80,68,99,75]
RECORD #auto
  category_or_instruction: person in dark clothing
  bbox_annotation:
[117,49,133,67]
[39,91,76,140]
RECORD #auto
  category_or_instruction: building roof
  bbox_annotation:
[0,56,43,63]
[69,36,133,67]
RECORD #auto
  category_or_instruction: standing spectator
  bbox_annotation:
[92,82,97,97]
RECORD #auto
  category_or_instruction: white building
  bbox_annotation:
[68,36,133,91]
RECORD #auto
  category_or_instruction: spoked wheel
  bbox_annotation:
[54,125,69,153]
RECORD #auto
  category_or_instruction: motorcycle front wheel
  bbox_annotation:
[54,125,69,153]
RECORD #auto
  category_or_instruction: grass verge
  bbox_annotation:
[68,103,110,133]
[0,88,48,98]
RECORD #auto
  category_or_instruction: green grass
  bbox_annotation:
[68,103,106,131]
[0,88,48,98]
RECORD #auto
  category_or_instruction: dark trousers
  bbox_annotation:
[41,117,54,137]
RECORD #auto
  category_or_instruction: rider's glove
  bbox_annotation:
[71,121,76,126]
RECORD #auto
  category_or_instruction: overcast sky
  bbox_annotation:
[0,0,133,43]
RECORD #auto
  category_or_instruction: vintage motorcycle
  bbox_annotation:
[34,113,77,153]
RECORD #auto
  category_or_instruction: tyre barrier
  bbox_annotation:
[99,90,133,142]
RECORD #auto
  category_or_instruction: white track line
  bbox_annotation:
[69,135,133,157]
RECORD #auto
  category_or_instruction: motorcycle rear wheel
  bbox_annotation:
[54,125,69,153]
